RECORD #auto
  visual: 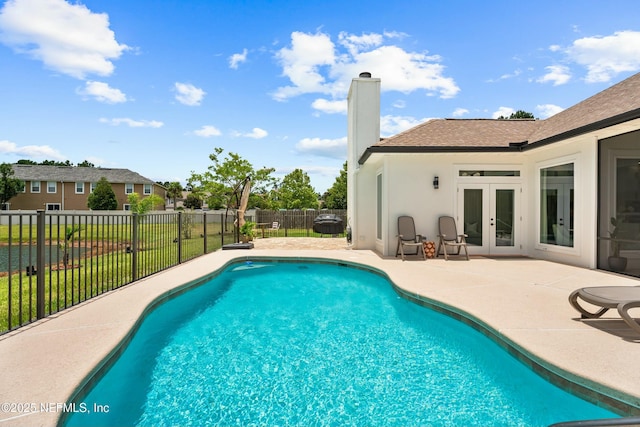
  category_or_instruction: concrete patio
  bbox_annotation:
[1,237,639,426]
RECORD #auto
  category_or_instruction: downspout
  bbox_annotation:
[61,181,64,210]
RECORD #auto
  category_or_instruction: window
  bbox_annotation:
[91,182,97,193]
[540,163,574,247]
[143,184,152,195]
[31,181,41,193]
[459,170,520,177]
[123,204,131,211]
[46,203,61,211]
[47,181,57,193]
[76,182,85,194]
[125,183,134,194]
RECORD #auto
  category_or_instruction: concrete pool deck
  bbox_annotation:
[1,237,639,426]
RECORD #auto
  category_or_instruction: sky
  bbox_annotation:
[1,1,640,194]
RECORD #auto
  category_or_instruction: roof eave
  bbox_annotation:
[524,107,640,150]
[358,145,521,165]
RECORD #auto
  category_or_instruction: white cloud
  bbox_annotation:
[566,31,640,82]
[193,125,222,137]
[174,82,205,106]
[487,69,522,83]
[311,98,347,114]
[232,128,268,139]
[392,99,406,109]
[537,65,571,86]
[492,107,515,119]
[79,81,127,103]
[452,108,469,117]
[0,139,65,159]
[99,117,163,128]
[536,104,564,118]
[380,115,429,137]
[273,30,459,102]
[0,0,129,79]
[295,137,347,159]
[229,48,248,69]
[273,31,336,100]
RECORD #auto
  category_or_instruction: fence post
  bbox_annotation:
[177,211,183,264]
[203,212,208,254]
[132,213,138,282]
[36,210,45,319]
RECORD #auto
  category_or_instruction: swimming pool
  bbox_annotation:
[64,260,617,426]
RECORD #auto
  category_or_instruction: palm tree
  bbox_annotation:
[166,182,184,209]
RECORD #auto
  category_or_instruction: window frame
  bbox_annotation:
[31,181,41,193]
[535,156,580,255]
[47,181,57,194]
[75,182,85,194]
[125,183,134,195]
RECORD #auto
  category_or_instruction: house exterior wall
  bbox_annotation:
[8,181,166,211]
[522,135,599,269]
[363,139,599,269]
[375,152,525,256]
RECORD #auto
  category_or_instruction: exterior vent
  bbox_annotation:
[359,72,372,78]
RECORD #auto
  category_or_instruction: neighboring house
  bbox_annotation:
[347,71,640,277]
[7,165,166,211]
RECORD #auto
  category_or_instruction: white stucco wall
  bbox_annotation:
[522,135,599,269]
[356,140,600,270]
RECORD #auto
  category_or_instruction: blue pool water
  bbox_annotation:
[65,261,617,427]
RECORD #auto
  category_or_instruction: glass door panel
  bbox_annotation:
[463,189,483,246]
[495,189,514,247]
[458,184,520,255]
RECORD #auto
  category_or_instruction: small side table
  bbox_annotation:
[423,240,436,259]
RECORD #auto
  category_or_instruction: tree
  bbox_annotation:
[183,194,203,209]
[322,162,347,209]
[497,110,535,120]
[77,160,95,167]
[127,192,164,215]
[166,182,184,208]
[187,147,276,209]
[277,169,319,209]
[39,159,72,166]
[0,163,24,208]
[87,177,118,210]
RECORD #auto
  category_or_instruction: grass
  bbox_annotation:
[0,219,234,333]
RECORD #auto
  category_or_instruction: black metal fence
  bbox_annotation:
[0,210,240,334]
[0,209,346,334]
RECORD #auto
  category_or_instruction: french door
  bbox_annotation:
[457,184,521,255]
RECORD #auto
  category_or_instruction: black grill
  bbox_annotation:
[313,214,344,235]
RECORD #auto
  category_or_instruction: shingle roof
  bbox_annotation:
[527,71,640,145]
[368,71,640,156]
[11,165,156,184]
[377,118,538,148]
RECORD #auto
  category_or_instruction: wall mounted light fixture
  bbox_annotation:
[433,176,439,189]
